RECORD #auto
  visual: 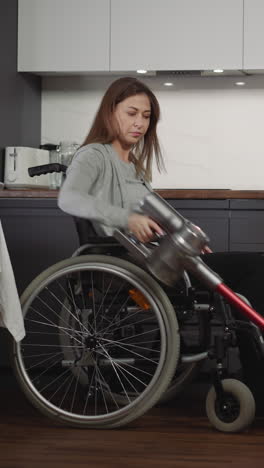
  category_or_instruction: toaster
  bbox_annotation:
[4,146,50,189]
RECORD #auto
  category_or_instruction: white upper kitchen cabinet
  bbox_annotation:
[110,0,243,71]
[18,0,110,72]
[244,0,264,70]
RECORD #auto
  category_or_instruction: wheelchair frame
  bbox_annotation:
[10,162,264,433]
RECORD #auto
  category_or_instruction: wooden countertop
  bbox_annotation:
[1,189,264,199]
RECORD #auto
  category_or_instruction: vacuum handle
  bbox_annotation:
[114,229,152,263]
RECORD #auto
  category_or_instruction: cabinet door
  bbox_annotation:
[0,199,79,367]
[0,199,79,295]
[111,0,243,71]
[244,0,264,69]
[167,200,229,252]
[230,200,264,251]
[230,211,264,251]
[18,0,110,72]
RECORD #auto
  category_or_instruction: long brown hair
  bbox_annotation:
[82,77,164,181]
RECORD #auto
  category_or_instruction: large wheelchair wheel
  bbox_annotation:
[60,268,207,406]
[12,255,179,429]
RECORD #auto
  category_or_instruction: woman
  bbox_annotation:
[58,76,163,243]
[58,76,264,401]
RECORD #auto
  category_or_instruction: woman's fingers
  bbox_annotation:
[127,213,164,242]
[138,219,162,242]
[148,219,164,236]
[201,245,213,254]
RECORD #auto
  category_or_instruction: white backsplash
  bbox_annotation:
[41,74,264,189]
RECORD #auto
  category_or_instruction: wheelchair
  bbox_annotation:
[10,163,264,432]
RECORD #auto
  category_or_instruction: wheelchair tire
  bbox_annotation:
[206,378,255,432]
[12,255,180,429]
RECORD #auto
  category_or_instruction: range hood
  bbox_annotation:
[156,70,252,77]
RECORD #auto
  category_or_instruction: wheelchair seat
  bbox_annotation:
[72,216,127,257]
[73,216,115,244]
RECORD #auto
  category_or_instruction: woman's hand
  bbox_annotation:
[127,213,163,243]
[201,245,213,254]
[193,224,213,254]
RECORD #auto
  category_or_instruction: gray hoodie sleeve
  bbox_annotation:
[58,147,130,229]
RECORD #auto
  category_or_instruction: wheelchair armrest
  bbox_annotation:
[77,236,119,245]
[71,237,126,257]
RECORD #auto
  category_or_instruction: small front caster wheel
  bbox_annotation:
[206,378,255,432]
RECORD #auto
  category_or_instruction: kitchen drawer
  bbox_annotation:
[230,210,264,251]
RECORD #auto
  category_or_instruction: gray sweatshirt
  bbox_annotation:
[58,143,152,236]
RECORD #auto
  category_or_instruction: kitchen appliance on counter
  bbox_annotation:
[40,143,61,189]
[40,141,79,189]
[4,147,50,189]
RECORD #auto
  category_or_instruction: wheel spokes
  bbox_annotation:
[18,262,167,420]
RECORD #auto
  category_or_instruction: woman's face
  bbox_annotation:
[113,93,151,148]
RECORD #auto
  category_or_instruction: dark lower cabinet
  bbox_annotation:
[0,199,79,366]
[0,197,263,368]
[230,200,264,252]
[167,200,229,252]
[2,198,264,295]
[0,199,79,295]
